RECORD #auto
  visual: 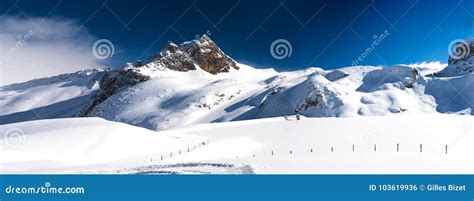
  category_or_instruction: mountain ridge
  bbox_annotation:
[1,36,473,130]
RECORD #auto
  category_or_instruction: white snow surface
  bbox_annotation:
[0,69,106,124]
[0,115,472,174]
[0,118,204,173]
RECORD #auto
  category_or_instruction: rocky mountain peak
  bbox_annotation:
[145,41,196,72]
[198,34,212,43]
[78,34,239,117]
[181,34,239,74]
[139,34,239,74]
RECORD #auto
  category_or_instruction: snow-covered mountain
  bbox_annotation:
[1,35,473,130]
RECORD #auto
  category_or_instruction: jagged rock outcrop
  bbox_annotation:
[121,35,238,75]
[182,34,239,74]
[78,69,150,116]
[138,35,239,74]
[147,42,196,72]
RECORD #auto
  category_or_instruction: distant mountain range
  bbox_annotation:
[1,35,473,130]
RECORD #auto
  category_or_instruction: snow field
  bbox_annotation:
[2,114,469,174]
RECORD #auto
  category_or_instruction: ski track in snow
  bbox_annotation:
[86,163,255,175]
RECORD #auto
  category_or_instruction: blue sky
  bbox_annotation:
[1,0,473,73]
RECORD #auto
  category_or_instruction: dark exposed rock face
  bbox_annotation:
[137,35,238,74]
[78,69,150,116]
[182,35,239,74]
[148,42,196,72]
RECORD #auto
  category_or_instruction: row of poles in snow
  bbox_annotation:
[146,142,450,162]
[147,141,209,162]
[251,144,449,157]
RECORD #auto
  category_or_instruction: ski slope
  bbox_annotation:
[1,115,472,174]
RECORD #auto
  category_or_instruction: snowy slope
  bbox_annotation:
[1,115,472,174]
[84,64,465,130]
[1,62,472,130]
[0,69,107,124]
[426,73,474,114]
[0,118,205,173]
[85,63,278,130]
